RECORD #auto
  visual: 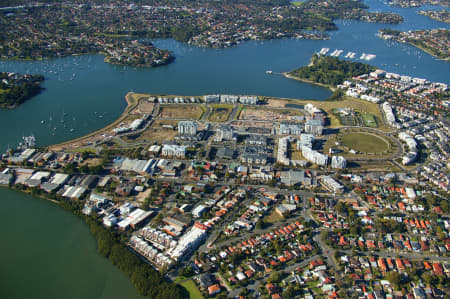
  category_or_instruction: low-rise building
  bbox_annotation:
[161,144,187,158]
[321,176,343,193]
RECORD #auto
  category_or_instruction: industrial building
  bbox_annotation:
[40,173,70,192]
[120,158,155,174]
[280,170,313,186]
[61,185,87,199]
[118,208,154,230]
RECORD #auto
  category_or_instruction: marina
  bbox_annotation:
[319,47,376,60]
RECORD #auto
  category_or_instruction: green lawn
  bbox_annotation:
[340,132,389,153]
[361,113,378,128]
[264,209,284,224]
[180,280,204,299]
[208,106,232,122]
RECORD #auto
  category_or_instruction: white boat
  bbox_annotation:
[266,70,273,74]
[360,53,367,60]
[319,47,330,55]
[364,54,376,61]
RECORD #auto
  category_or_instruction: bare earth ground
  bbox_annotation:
[159,105,204,119]
[239,107,303,121]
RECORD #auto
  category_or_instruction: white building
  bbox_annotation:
[304,103,322,115]
[382,102,397,126]
[297,134,315,150]
[399,132,417,165]
[239,96,258,105]
[169,223,207,261]
[302,146,328,166]
[215,125,236,142]
[178,121,197,136]
[279,123,303,135]
[305,120,323,136]
[331,156,347,169]
[161,144,187,158]
[204,94,220,103]
[321,176,343,193]
[220,94,239,104]
[192,205,208,218]
[277,137,290,166]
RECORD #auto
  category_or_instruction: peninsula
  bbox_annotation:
[388,0,450,7]
[418,9,450,23]
[378,28,450,61]
[0,72,44,109]
[2,54,449,297]
[284,54,376,90]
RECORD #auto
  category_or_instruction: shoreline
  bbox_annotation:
[282,72,337,92]
[48,92,141,151]
[48,92,334,151]
[0,183,187,298]
[405,41,450,62]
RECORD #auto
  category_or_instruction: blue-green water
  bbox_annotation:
[0,1,449,298]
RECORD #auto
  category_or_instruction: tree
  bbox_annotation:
[283,285,296,298]
[385,271,401,289]
[181,265,194,277]
[256,218,266,230]
[268,271,281,283]
[81,151,90,160]
[64,162,77,174]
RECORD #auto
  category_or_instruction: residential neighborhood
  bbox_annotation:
[1,66,448,298]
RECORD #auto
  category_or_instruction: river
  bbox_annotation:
[0,0,449,298]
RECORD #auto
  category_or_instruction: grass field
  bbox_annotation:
[283,96,389,131]
[265,209,284,224]
[289,142,303,160]
[340,132,389,153]
[135,120,178,141]
[208,105,233,122]
[160,105,204,120]
[361,113,377,128]
[180,280,204,299]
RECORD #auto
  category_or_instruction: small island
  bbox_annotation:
[0,72,45,109]
[378,28,450,61]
